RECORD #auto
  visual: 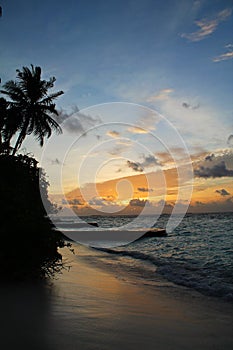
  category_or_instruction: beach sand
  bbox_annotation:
[1,244,232,350]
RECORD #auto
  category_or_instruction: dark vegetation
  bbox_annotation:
[0,65,70,281]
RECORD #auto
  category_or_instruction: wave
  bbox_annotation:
[96,246,233,301]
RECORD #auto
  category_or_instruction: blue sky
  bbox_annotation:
[1,0,233,213]
[1,0,232,150]
[1,0,232,112]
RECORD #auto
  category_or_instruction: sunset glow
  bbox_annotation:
[1,0,232,215]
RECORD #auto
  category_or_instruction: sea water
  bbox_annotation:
[56,212,233,301]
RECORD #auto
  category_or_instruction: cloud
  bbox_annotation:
[150,92,230,150]
[193,0,201,10]
[107,146,120,156]
[127,154,160,172]
[143,154,160,167]
[155,199,174,213]
[227,135,233,147]
[137,187,154,192]
[213,51,233,62]
[147,89,173,102]
[51,158,61,165]
[215,189,230,196]
[182,102,200,110]
[106,130,120,138]
[213,44,233,62]
[156,151,173,165]
[69,198,83,205]
[127,126,149,134]
[127,110,160,134]
[155,147,192,167]
[182,102,190,109]
[193,149,233,178]
[205,153,215,161]
[190,197,233,213]
[55,106,101,134]
[194,161,233,178]
[89,197,106,206]
[195,201,205,206]
[108,139,132,156]
[108,146,126,156]
[105,195,116,202]
[129,198,150,207]
[181,8,232,42]
[127,160,144,172]
[62,198,84,206]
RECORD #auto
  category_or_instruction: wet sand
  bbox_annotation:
[1,244,233,350]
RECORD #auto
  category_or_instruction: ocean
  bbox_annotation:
[55,212,233,302]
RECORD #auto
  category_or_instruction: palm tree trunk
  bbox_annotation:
[0,131,2,153]
[12,123,28,156]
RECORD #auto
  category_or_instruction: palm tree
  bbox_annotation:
[0,97,7,151]
[0,97,14,154]
[1,65,64,155]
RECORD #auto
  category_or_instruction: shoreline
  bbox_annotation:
[48,244,233,350]
[1,243,233,350]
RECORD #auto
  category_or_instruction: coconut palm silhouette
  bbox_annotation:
[1,65,63,155]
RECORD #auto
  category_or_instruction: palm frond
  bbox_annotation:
[2,65,64,154]
[1,81,26,102]
[40,91,64,105]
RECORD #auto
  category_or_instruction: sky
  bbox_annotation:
[0,0,233,215]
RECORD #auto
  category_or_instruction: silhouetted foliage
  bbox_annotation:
[0,65,63,155]
[0,65,69,281]
[0,97,17,154]
[0,153,68,281]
